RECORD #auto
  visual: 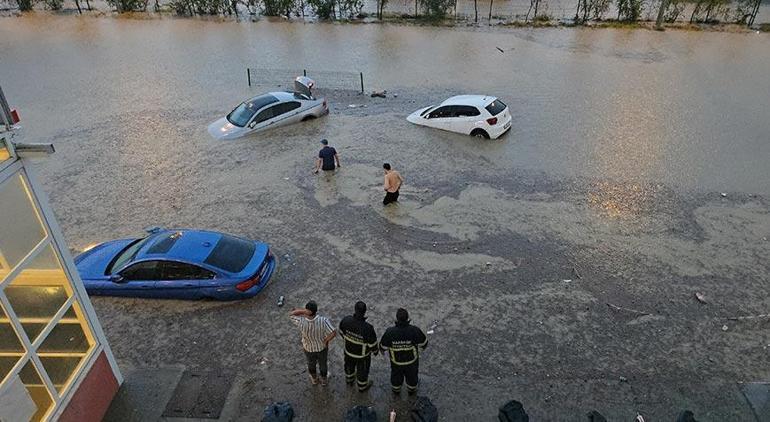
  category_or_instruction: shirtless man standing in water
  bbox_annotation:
[382,163,403,205]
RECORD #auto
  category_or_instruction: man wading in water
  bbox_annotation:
[382,163,403,205]
[314,139,340,174]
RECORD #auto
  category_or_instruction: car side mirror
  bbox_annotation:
[109,274,125,283]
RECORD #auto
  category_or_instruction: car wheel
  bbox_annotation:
[471,129,490,139]
[302,115,316,122]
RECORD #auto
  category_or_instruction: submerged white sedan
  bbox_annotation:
[208,77,328,140]
[407,95,512,139]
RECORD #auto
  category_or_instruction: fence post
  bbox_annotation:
[360,72,364,94]
[303,69,307,77]
[247,68,251,87]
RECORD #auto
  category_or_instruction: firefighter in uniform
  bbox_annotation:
[380,308,428,395]
[339,301,378,392]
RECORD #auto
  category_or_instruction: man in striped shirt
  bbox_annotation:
[289,301,337,386]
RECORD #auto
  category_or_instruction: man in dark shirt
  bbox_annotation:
[339,301,378,392]
[314,139,340,173]
[380,308,428,396]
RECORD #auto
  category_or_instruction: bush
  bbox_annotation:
[616,0,643,21]
[16,0,34,11]
[338,0,363,18]
[44,0,63,10]
[106,0,147,11]
[262,0,294,16]
[418,0,452,18]
[306,0,333,18]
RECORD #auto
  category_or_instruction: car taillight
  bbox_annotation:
[486,117,498,125]
[235,277,257,292]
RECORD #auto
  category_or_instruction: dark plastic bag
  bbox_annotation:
[676,410,698,422]
[262,402,294,422]
[586,410,607,422]
[411,396,438,422]
[498,400,529,422]
[344,405,378,422]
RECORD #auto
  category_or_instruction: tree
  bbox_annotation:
[473,0,477,22]
[307,0,334,17]
[418,0,452,18]
[106,0,146,11]
[375,0,387,19]
[616,0,643,21]
[525,0,542,22]
[16,0,34,11]
[487,0,492,21]
[734,0,760,25]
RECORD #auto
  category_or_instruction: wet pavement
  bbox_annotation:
[1,15,770,421]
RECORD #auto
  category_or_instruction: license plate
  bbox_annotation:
[504,121,511,130]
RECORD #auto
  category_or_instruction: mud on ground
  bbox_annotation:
[34,88,770,421]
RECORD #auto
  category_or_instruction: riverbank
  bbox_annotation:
[1,4,767,33]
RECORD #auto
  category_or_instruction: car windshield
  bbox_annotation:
[226,95,279,127]
[485,99,507,116]
[203,234,256,273]
[108,236,154,274]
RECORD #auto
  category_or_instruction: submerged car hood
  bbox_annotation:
[74,239,134,280]
[208,117,248,140]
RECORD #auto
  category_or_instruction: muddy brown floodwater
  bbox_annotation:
[2,14,770,421]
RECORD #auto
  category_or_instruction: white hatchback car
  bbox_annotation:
[208,77,328,140]
[407,95,512,139]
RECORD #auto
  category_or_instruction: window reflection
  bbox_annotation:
[38,303,94,393]
[0,303,25,385]
[5,244,72,344]
[0,174,46,281]
[18,359,53,422]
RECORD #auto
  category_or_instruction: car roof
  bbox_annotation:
[440,95,497,107]
[137,230,223,265]
[244,93,280,110]
[269,91,308,101]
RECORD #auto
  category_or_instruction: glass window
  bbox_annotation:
[0,174,46,281]
[252,105,277,125]
[0,137,11,163]
[4,244,72,344]
[108,236,153,274]
[204,235,255,273]
[428,106,455,119]
[454,106,481,117]
[226,95,279,127]
[160,261,215,280]
[37,303,93,393]
[0,303,25,385]
[18,359,53,422]
[485,99,507,116]
[120,260,162,280]
[275,101,302,116]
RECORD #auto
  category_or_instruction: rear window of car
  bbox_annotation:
[485,100,507,116]
[203,234,256,273]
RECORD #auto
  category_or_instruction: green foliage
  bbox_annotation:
[306,0,334,17]
[418,0,453,18]
[534,12,550,20]
[733,0,760,24]
[689,0,729,23]
[44,0,63,10]
[616,0,643,21]
[337,0,363,18]
[106,0,147,11]
[16,0,34,11]
[263,0,295,16]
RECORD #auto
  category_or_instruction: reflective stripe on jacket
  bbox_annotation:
[339,314,378,358]
[380,322,428,366]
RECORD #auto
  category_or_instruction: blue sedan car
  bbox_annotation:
[74,228,276,300]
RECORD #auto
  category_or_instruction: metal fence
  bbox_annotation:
[246,68,365,94]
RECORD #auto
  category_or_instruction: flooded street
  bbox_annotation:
[2,15,770,421]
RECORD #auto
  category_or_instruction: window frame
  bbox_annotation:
[0,164,116,421]
[427,106,456,119]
